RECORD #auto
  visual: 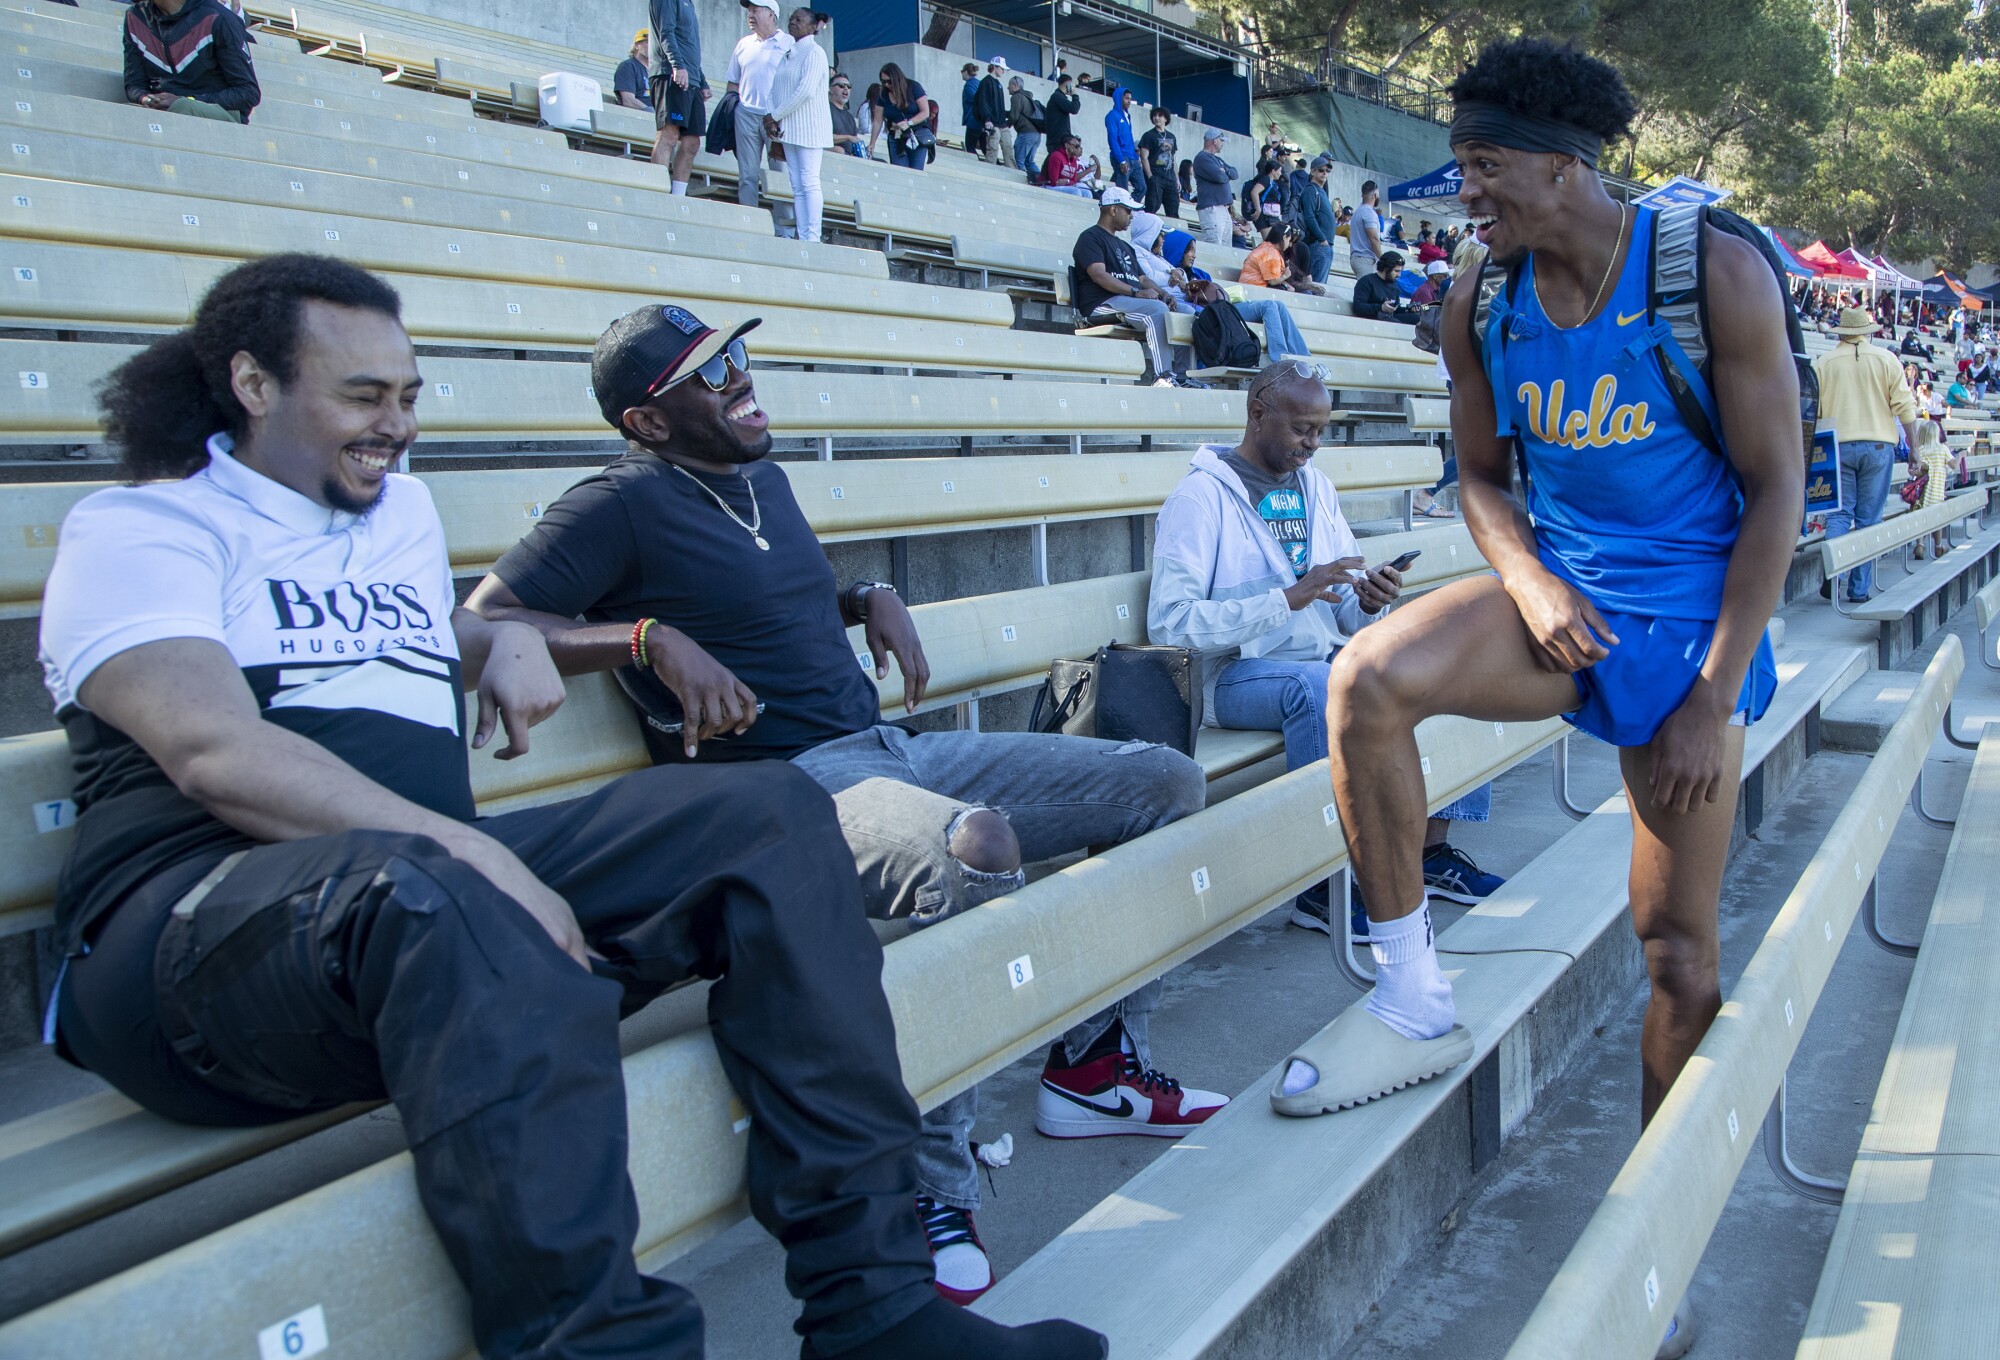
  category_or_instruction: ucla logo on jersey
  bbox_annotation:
[1517,375,1657,450]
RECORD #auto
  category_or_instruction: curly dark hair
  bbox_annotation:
[1447,38,1638,144]
[99,254,402,483]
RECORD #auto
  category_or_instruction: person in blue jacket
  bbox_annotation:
[1105,85,1138,191]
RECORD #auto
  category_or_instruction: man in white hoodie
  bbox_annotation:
[1147,362,1504,938]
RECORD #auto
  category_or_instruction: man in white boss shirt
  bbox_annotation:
[726,0,794,216]
[38,255,1103,1360]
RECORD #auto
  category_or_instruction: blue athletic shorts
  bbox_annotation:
[1564,610,1778,748]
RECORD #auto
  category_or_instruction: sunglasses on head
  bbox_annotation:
[656,337,751,396]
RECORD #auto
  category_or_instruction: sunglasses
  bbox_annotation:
[656,337,751,396]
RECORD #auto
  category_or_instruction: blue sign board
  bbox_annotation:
[1632,175,1734,210]
[1805,431,1844,516]
[1386,161,1463,205]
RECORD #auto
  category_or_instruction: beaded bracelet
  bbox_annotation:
[630,617,656,669]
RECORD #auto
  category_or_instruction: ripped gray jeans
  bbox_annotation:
[790,724,1207,1209]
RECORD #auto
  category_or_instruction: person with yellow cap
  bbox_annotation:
[615,29,653,112]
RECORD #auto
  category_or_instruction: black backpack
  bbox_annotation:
[1029,98,1046,132]
[1192,298,1261,370]
[1471,203,1820,459]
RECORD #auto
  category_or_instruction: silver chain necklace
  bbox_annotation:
[669,462,769,550]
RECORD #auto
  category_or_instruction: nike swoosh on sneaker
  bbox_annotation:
[1616,309,1646,326]
[1041,1081,1136,1118]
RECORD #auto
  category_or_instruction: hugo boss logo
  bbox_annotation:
[267,579,435,634]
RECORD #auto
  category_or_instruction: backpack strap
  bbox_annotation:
[1470,258,1532,438]
[1623,204,1726,456]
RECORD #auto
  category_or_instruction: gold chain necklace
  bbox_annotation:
[669,462,769,550]
[1541,204,1629,330]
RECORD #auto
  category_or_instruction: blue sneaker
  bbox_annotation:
[1288,881,1368,941]
[1422,843,1505,904]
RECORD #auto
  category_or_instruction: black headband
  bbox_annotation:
[1447,100,1603,168]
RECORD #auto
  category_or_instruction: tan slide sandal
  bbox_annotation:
[1269,1005,1473,1117]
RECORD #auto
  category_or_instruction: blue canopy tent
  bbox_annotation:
[1386,161,1463,205]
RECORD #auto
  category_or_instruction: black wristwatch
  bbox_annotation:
[844,580,896,622]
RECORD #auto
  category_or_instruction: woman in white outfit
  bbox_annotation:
[765,7,832,242]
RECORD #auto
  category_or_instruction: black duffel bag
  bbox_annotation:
[1029,642,1203,756]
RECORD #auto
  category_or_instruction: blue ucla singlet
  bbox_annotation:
[1505,206,1744,620]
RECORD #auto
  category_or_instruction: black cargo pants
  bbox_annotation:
[57,762,935,1358]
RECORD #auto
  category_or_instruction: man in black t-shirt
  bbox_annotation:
[1137,108,1180,219]
[1071,186,1188,385]
[470,304,1227,1304]
[1351,250,1418,324]
[39,258,1105,1360]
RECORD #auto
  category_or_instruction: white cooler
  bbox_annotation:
[538,72,603,132]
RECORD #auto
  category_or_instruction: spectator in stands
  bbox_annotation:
[1138,107,1180,218]
[1911,419,1955,559]
[1240,158,1289,230]
[1043,72,1080,153]
[1074,187,1190,385]
[468,304,1224,1304]
[765,7,830,243]
[974,59,1010,166]
[876,63,932,170]
[1081,155,1105,193]
[1192,128,1237,246]
[1127,213,1196,312]
[1897,326,1933,358]
[1281,233,1327,296]
[648,0,707,192]
[1815,305,1919,602]
[1147,361,1504,939]
[1178,157,1195,201]
[1160,228,1315,362]
[1967,348,1993,398]
[831,73,866,157]
[1232,213,1261,250]
[1388,213,1407,244]
[726,1,793,216]
[43,255,1105,1360]
[1263,121,1297,160]
[615,30,654,112]
[1298,156,1337,285]
[1946,374,1977,408]
[1105,86,1139,191]
[1008,75,1043,177]
[960,62,982,156]
[1351,250,1417,324]
[1349,179,1387,275]
[1409,257,1450,309]
[1239,222,1299,291]
[1415,230,1448,266]
[1043,134,1092,196]
[123,0,260,123]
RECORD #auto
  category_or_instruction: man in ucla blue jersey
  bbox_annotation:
[1277,41,1800,1313]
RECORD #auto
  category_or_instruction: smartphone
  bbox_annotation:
[647,703,767,735]
[1385,549,1422,572]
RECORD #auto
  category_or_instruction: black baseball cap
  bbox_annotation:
[592,305,761,432]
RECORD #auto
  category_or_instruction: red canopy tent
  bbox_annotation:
[1799,241,1869,280]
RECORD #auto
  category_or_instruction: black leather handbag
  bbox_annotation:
[1029,643,1203,756]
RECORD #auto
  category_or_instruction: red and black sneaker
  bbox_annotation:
[1034,1025,1228,1139]
[915,1194,993,1305]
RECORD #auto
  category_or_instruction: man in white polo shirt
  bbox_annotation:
[38,254,1104,1360]
[726,0,794,216]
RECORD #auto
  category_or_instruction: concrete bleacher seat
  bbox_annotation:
[0,341,1228,450]
[0,248,1145,382]
[1821,489,1998,662]
[1795,722,2000,1358]
[975,626,1869,1355]
[1498,641,1963,1358]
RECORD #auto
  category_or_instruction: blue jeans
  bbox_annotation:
[793,725,1207,1209]
[887,136,926,170]
[1211,656,1491,822]
[1013,130,1043,175]
[1233,297,1312,364]
[1046,184,1096,198]
[1308,241,1333,284]
[1824,439,1895,599]
[1429,453,1459,496]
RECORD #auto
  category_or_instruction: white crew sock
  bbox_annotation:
[1363,903,1456,1040]
[670,180,689,196]
[1280,902,1456,1096]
